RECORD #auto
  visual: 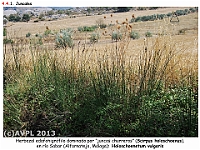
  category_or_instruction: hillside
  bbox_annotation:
[5,7,193,37]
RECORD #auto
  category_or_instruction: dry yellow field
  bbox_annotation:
[6,7,195,36]
[4,8,198,82]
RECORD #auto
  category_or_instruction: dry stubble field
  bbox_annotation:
[4,8,198,81]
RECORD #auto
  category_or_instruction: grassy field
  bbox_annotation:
[3,8,198,137]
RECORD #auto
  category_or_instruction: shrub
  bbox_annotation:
[130,18,135,23]
[135,17,141,22]
[78,26,97,32]
[145,31,152,37]
[38,36,43,45]
[39,13,44,19]
[44,29,51,36]
[99,24,107,29]
[157,14,165,19]
[55,29,74,49]
[40,18,45,21]
[167,12,172,17]
[149,7,159,10]
[178,29,186,35]
[116,7,131,12]
[149,14,157,21]
[78,26,83,32]
[141,16,150,21]
[3,28,7,36]
[189,8,196,13]
[3,38,13,44]
[34,20,39,22]
[130,31,140,39]
[26,32,31,37]
[112,31,122,41]
[137,7,147,11]
[96,18,107,29]
[90,33,100,43]
[176,10,187,16]
[185,9,189,14]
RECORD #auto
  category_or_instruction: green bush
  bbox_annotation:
[55,29,74,49]
[44,29,51,36]
[135,17,141,22]
[130,31,140,39]
[26,32,31,37]
[99,24,107,29]
[3,28,7,36]
[112,31,122,41]
[90,33,100,43]
[149,7,159,10]
[157,14,165,19]
[3,38,13,44]
[141,16,151,21]
[167,12,172,17]
[78,26,83,32]
[189,8,196,13]
[145,31,152,37]
[176,10,187,16]
[78,25,97,32]
[130,18,135,23]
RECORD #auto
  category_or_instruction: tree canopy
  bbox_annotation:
[22,14,30,22]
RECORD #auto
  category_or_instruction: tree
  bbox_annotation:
[87,8,91,14]
[22,14,30,22]
[57,10,64,14]
[15,15,21,22]
[8,14,16,22]
[47,10,54,16]
[39,13,45,19]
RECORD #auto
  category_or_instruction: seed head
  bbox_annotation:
[122,21,126,25]
[117,25,121,30]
